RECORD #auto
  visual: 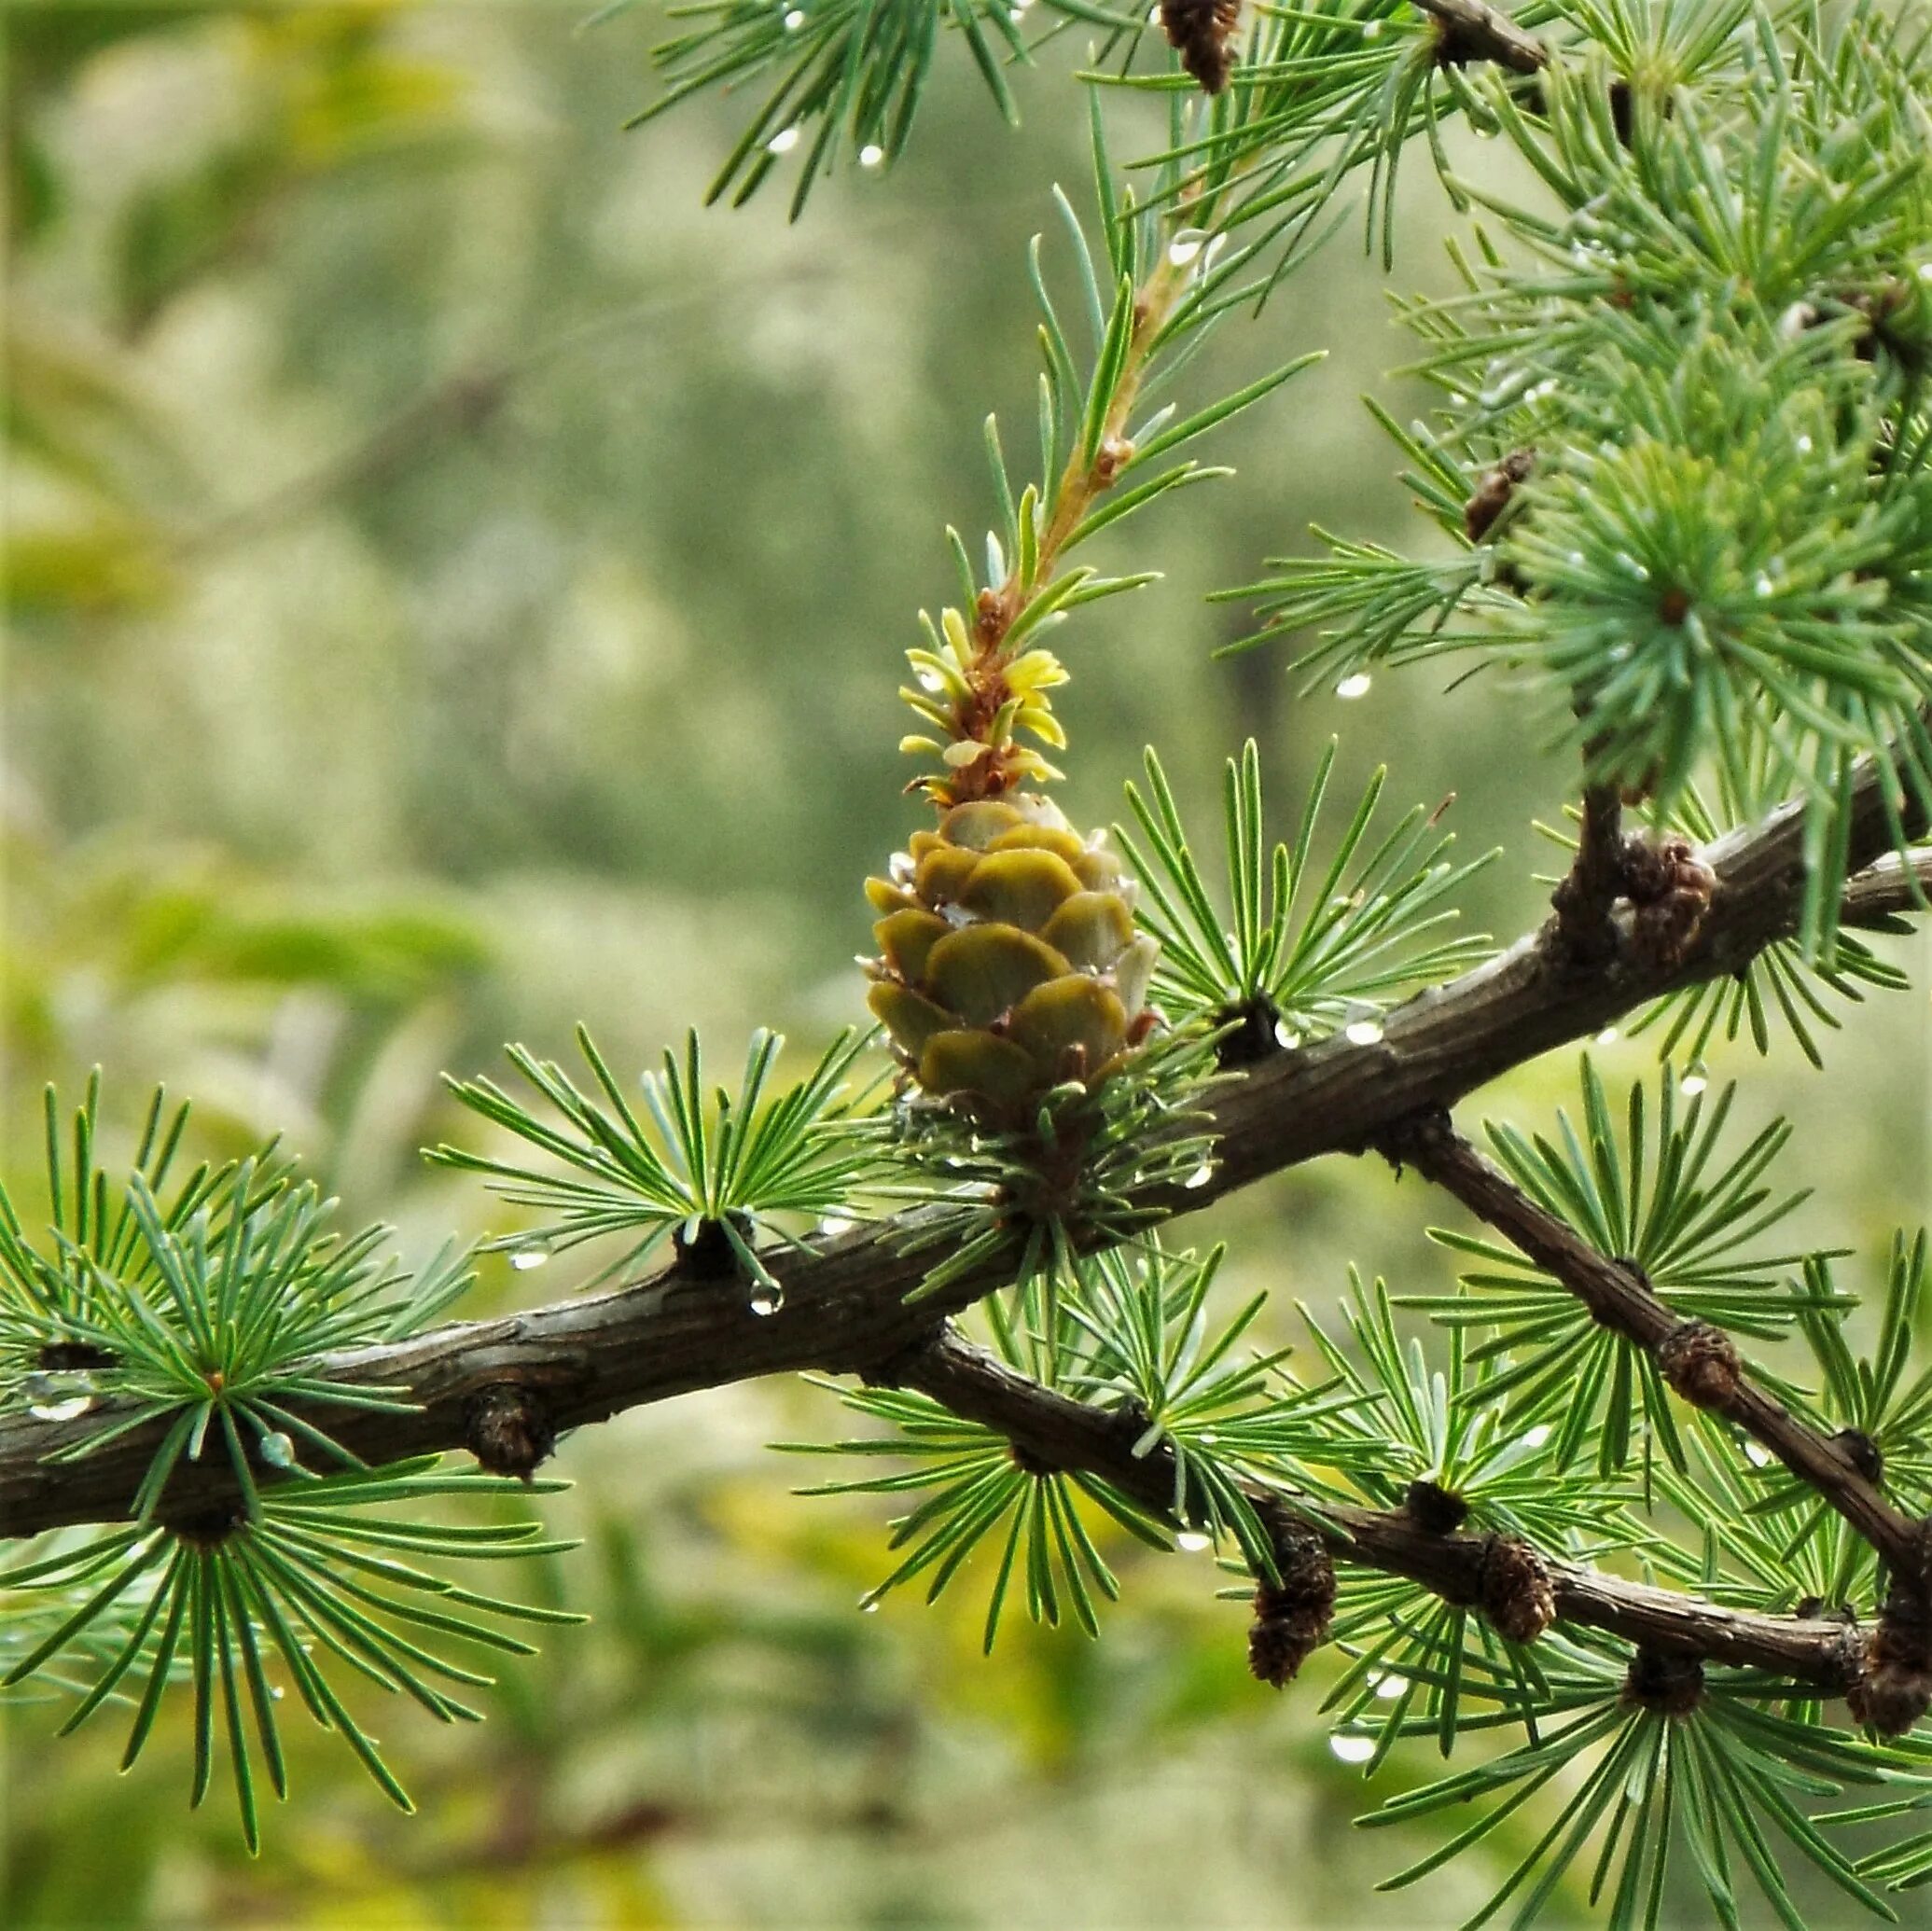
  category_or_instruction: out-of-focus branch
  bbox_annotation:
[1411,0,1550,76]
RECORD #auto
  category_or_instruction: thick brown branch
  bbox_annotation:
[900,1330,1866,1688]
[1383,1113,1926,1576]
[1,753,1922,1543]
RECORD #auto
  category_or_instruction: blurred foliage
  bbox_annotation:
[2,2,1928,1926]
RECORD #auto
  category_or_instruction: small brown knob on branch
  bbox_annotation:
[1160,0,1244,95]
[1404,1479,1471,1535]
[1247,1526,1337,1688]
[1657,1321,1742,1410]
[1832,1428,1885,1486]
[1623,1646,1705,1716]
[1463,448,1535,544]
[1847,1539,1932,1737]
[1478,1536,1556,1645]
[466,1384,557,1481]
[1624,836,1715,969]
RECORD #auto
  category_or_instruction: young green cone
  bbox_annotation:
[865,795,1160,1118]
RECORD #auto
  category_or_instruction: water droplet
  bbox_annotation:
[1167,228,1209,269]
[1147,4,1161,22]
[1918,261,1932,285]
[1335,672,1373,700]
[1595,1027,1619,1045]
[508,1240,551,1272]
[1519,1424,1553,1450]
[23,1371,95,1423]
[1373,1673,1408,1700]
[767,125,801,155]
[1175,1530,1213,1553]
[1183,1161,1215,1190]
[259,1431,298,1470]
[818,1214,855,1236]
[859,143,884,169]
[28,1391,94,1424]
[1754,573,1775,598]
[1344,1018,1384,1047]
[1796,433,1814,453]
[1199,1430,1218,1447]
[1680,1063,1709,1098]
[271,1685,285,1701]
[1273,1019,1301,1050]
[1743,1440,1772,1467]
[784,7,804,26]
[1360,17,1383,36]
[749,1280,785,1316]
[1330,1733,1376,1763]
[860,1595,882,1613]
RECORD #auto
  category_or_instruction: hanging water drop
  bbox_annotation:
[784,7,805,26]
[1166,229,1209,269]
[1175,1530,1213,1553]
[768,125,801,155]
[1680,1063,1709,1097]
[259,1431,298,1470]
[1373,1673,1408,1700]
[1595,1026,1619,1046]
[859,143,884,168]
[1519,1424,1553,1450]
[1273,1019,1301,1050]
[818,1213,855,1236]
[1330,1733,1376,1763]
[1184,1160,1215,1190]
[860,1595,882,1613]
[508,1239,551,1272]
[1344,1017,1384,1047]
[1335,672,1373,700]
[749,1278,785,1316]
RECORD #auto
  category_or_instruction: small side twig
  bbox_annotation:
[1381,1110,1926,1579]
[1549,781,1631,970]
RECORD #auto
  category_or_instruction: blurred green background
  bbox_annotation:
[3,4,1927,1924]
